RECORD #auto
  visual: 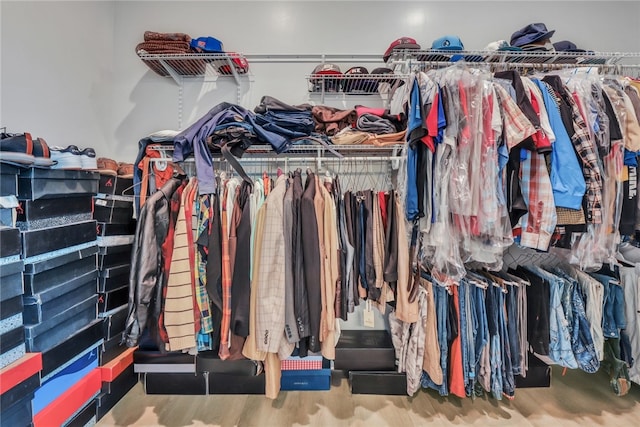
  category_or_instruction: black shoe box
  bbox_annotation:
[65,398,97,427]
[24,246,97,295]
[98,174,134,197]
[101,304,128,342]
[196,351,261,375]
[143,372,206,395]
[97,364,137,420]
[349,371,407,395]
[0,393,33,427]
[41,318,104,379]
[0,204,15,228]
[23,270,97,324]
[101,334,128,366]
[16,196,93,229]
[0,296,23,321]
[209,372,265,394]
[334,330,396,371]
[0,326,24,355]
[25,295,97,353]
[0,260,24,302]
[0,163,19,197]
[0,372,39,412]
[21,220,97,258]
[515,354,552,388]
[93,198,134,225]
[98,285,128,314]
[96,221,136,237]
[18,168,99,200]
[98,243,132,272]
[0,226,21,257]
[99,272,129,293]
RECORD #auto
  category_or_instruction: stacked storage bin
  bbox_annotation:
[0,163,42,426]
[93,170,138,421]
[15,167,104,426]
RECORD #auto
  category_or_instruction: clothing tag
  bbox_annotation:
[363,300,375,328]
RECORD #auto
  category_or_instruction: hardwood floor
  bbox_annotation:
[97,366,640,426]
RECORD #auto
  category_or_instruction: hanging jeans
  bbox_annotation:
[486,285,504,400]
[420,281,449,396]
[591,273,627,339]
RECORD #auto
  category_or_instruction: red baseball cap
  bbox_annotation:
[383,37,421,62]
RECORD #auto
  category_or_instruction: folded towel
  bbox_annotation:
[144,31,191,43]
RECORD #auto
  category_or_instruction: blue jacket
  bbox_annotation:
[173,103,291,195]
[533,80,586,210]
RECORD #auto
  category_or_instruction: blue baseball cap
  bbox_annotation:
[190,36,224,53]
[431,35,464,51]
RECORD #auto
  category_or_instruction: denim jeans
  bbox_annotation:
[497,286,515,398]
[421,282,449,396]
[473,283,489,394]
[459,280,473,397]
[505,285,522,376]
[553,268,600,373]
[486,285,503,400]
[526,266,578,369]
[591,273,626,339]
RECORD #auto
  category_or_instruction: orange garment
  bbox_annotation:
[449,286,465,398]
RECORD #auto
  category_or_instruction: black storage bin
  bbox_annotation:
[93,198,134,225]
[349,371,407,395]
[209,373,266,394]
[196,351,261,375]
[144,372,207,395]
[334,330,396,371]
[16,196,93,228]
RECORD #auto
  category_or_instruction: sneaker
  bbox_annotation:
[0,132,55,167]
[79,147,97,170]
[50,145,83,169]
[618,242,640,264]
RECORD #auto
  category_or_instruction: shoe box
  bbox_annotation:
[18,168,99,201]
[22,269,97,324]
[101,305,128,343]
[0,260,24,303]
[21,220,97,258]
[98,174,134,198]
[98,285,128,314]
[334,330,396,371]
[515,353,552,388]
[134,349,195,374]
[96,363,137,421]
[93,197,134,225]
[98,243,133,270]
[97,221,136,237]
[0,294,26,369]
[40,319,103,380]
[0,163,20,197]
[101,335,129,366]
[349,371,407,395]
[16,195,94,230]
[0,194,18,228]
[65,398,97,427]
[0,226,21,257]
[143,372,207,395]
[193,352,266,394]
[32,347,99,416]
[281,369,331,391]
[0,353,42,427]
[24,294,98,353]
[23,244,97,295]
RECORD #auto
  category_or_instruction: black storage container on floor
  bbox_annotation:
[196,351,261,375]
[209,373,266,394]
[334,330,396,371]
[143,372,207,395]
[349,371,407,395]
[18,169,99,200]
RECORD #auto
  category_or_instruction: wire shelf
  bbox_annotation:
[137,51,250,84]
[306,73,410,95]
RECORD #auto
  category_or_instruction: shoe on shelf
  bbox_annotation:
[0,132,55,167]
[79,147,97,170]
[50,145,83,169]
[618,241,640,264]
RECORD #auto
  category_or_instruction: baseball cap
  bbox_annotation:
[190,36,224,53]
[217,53,249,75]
[553,40,587,53]
[484,40,523,52]
[343,67,370,92]
[383,37,421,62]
[431,35,464,51]
[310,63,343,92]
[311,63,342,76]
[510,23,555,48]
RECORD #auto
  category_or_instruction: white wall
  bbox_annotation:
[2,1,640,162]
[1,0,115,151]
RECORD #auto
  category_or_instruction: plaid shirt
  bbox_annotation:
[493,84,537,151]
[518,150,557,251]
[195,195,213,345]
[564,86,604,224]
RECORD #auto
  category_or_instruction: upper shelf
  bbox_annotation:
[137,51,250,85]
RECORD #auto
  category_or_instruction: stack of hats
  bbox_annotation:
[383,37,421,63]
[310,63,344,92]
[510,23,556,51]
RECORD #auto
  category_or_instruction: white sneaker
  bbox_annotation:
[79,148,97,170]
[50,145,83,169]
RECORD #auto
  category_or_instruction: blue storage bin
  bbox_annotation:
[280,369,331,391]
